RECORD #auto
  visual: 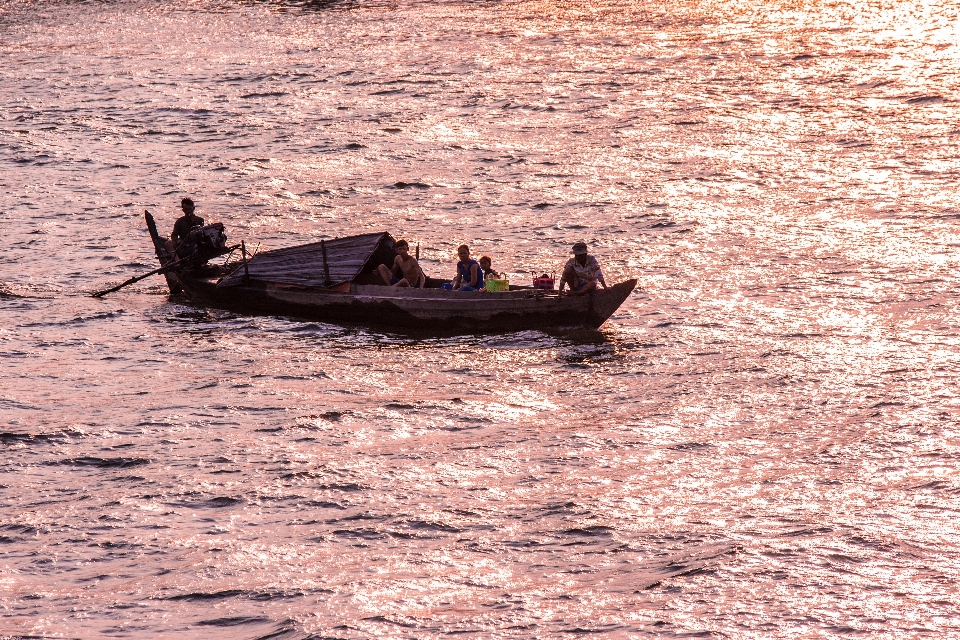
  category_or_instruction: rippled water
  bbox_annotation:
[3,0,960,637]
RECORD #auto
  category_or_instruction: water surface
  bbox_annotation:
[2,0,960,637]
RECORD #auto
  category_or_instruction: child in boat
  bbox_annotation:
[445,244,484,291]
[377,239,425,288]
[478,255,499,280]
[559,241,607,296]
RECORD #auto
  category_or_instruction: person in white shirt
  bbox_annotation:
[559,241,607,296]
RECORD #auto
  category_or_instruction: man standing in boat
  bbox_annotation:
[166,198,204,259]
[377,239,425,288]
[559,241,607,296]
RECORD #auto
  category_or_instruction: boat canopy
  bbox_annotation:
[217,231,395,288]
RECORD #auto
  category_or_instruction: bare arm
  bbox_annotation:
[558,265,574,293]
[469,264,482,288]
[408,258,425,288]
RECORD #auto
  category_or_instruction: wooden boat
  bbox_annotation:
[144,212,637,331]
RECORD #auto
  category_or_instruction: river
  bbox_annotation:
[2,0,960,637]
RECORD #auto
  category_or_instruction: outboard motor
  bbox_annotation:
[179,223,228,267]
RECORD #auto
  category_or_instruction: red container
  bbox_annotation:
[533,277,555,290]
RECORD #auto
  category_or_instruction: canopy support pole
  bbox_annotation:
[321,239,332,287]
[241,240,251,286]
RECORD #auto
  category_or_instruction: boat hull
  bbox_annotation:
[172,275,638,331]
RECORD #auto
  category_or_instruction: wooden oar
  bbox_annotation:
[91,257,188,298]
[92,242,241,298]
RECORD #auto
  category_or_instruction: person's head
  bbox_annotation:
[572,241,588,264]
[479,255,492,271]
[181,198,196,216]
[395,239,409,255]
[457,244,470,262]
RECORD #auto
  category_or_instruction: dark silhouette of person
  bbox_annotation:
[171,198,204,246]
[165,198,204,260]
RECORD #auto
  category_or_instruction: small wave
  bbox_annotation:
[59,457,149,468]
[329,512,386,523]
[332,527,387,540]
[780,526,833,537]
[156,106,212,114]
[540,501,579,515]
[405,519,461,533]
[668,441,714,451]
[197,616,273,627]
[248,589,312,601]
[562,525,614,537]
[166,589,243,602]
[905,94,944,105]
[317,482,366,491]
[34,311,125,327]
[910,480,953,491]
[641,543,740,590]
[305,500,345,509]
[1,523,39,535]
[384,402,416,410]
[362,614,418,629]
[0,283,31,298]
[204,496,243,508]
[250,623,310,640]
[0,431,65,445]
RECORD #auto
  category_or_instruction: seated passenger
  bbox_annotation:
[559,241,607,296]
[377,239,425,288]
[478,255,499,280]
[165,197,204,260]
[444,244,484,291]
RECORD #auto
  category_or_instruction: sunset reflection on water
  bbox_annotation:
[2,0,960,637]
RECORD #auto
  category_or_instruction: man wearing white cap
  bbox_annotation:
[559,241,607,296]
